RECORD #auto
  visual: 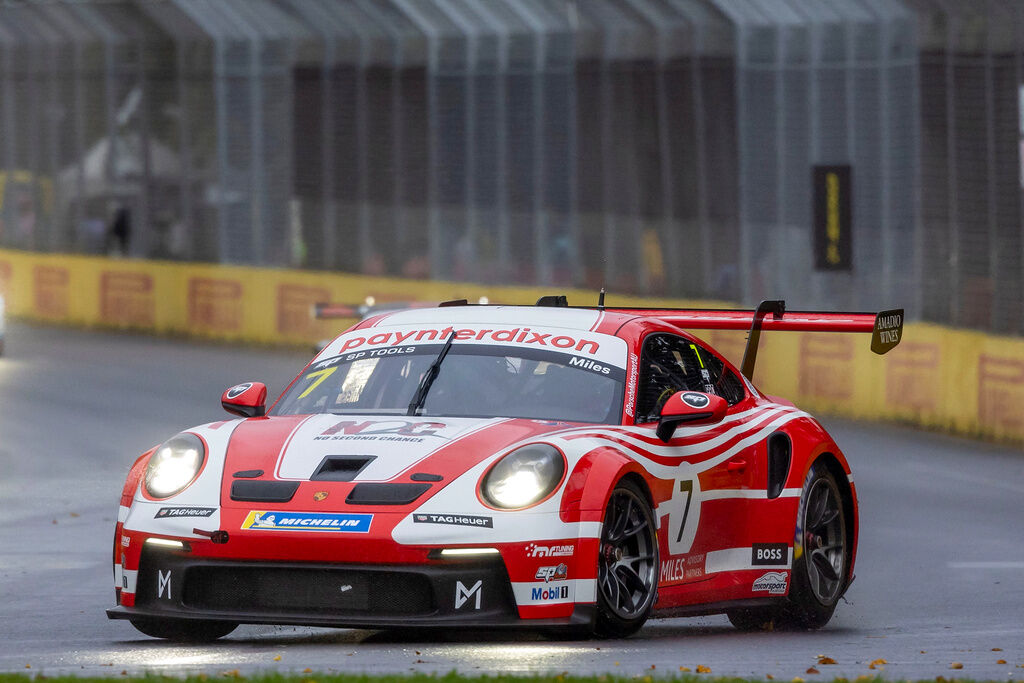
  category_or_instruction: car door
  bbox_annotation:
[631,332,752,589]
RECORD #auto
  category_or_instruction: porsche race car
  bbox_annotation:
[107,298,902,640]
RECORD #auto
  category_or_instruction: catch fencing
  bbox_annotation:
[0,1,1022,334]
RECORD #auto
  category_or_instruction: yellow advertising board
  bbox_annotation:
[2,247,1023,445]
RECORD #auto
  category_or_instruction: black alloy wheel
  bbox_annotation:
[595,480,659,637]
[728,461,849,631]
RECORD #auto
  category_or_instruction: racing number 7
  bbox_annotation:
[675,480,693,544]
[297,367,337,400]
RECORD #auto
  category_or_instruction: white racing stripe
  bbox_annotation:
[701,487,801,501]
[117,505,130,523]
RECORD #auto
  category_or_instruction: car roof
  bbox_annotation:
[367,305,631,333]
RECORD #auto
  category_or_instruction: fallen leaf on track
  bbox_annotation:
[950,663,963,670]
[696,665,711,674]
[817,657,837,665]
[805,668,820,675]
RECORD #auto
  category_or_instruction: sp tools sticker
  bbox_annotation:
[155,507,216,519]
[242,511,372,533]
[752,571,789,595]
[751,543,789,566]
[414,513,493,528]
[535,563,568,582]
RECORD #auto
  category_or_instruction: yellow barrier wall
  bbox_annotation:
[3,248,1023,445]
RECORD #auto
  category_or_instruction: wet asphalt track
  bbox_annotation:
[1,320,1023,679]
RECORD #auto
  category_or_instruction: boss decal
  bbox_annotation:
[681,392,710,408]
[752,543,788,566]
[414,513,493,528]
[241,511,372,533]
[155,507,216,519]
[225,383,253,400]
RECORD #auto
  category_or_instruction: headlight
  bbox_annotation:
[481,444,565,509]
[144,433,205,498]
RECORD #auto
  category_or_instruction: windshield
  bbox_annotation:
[273,342,625,424]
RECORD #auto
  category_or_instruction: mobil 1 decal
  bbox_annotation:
[660,478,702,556]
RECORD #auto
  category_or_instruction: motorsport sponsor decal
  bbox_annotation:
[313,419,448,444]
[535,563,568,582]
[313,491,329,502]
[752,543,788,566]
[121,535,131,547]
[681,391,710,408]
[659,553,705,582]
[155,506,216,519]
[530,584,571,602]
[241,511,372,533]
[752,571,789,595]
[526,543,574,558]
[414,513,493,528]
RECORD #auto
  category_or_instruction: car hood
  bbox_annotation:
[218,414,580,508]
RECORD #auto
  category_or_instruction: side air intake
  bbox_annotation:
[767,432,792,500]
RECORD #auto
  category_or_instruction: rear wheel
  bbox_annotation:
[594,480,659,638]
[129,617,237,642]
[728,461,849,631]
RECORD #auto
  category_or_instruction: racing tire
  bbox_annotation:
[594,479,659,638]
[727,461,849,631]
[129,617,237,642]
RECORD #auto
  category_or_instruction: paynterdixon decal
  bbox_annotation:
[241,511,372,533]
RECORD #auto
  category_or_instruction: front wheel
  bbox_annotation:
[594,480,659,638]
[129,617,237,642]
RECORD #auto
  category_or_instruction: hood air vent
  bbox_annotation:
[312,455,376,482]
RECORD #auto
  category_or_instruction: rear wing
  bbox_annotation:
[607,300,903,379]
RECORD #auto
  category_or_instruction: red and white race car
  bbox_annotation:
[107,298,902,640]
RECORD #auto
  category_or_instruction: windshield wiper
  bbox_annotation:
[407,330,456,416]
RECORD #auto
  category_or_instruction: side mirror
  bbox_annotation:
[656,391,727,442]
[221,382,267,418]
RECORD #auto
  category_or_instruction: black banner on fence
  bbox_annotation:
[813,165,852,271]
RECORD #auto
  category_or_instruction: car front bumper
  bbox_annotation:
[107,544,596,629]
